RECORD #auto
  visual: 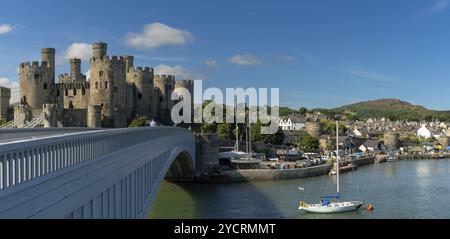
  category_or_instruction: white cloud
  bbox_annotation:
[64,43,92,61]
[204,59,218,67]
[0,24,13,35]
[154,64,203,80]
[125,22,194,51]
[417,0,449,16]
[346,68,394,82]
[0,77,20,103]
[228,54,261,66]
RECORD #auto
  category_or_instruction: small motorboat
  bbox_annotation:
[386,155,398,162]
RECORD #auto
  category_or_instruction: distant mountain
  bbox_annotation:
[332,98,450,121]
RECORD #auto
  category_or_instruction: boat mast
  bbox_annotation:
[235,102,239,152]
[336,118,340,196]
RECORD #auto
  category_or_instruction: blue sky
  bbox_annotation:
[1,0,450,110]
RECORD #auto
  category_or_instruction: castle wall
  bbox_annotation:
[52,82,90,109]
[61,109,87,127]
[87,105,102,128]
[0,86,11,120]
[154,75,175,124]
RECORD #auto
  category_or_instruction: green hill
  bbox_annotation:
[333,98,450,121]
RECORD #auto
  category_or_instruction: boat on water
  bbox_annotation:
[218,103,263,169]
[329,163,357,175]
[386,155,398,162]
[299,117,365,214]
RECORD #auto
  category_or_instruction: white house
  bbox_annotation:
[417,124,432,139]
[359,140,386,152]
[279,116,305,131]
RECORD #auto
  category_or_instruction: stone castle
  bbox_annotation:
[11,42,193,128]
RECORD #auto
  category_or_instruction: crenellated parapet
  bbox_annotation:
[19,61,50,73]
[52,81,90,90]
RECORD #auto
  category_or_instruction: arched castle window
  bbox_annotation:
[65,89,68,96]
[69,101,74,109]
[95,82,98,89]
[43,83,47,90]
[138,93,142,100]
[73,89,77,96]
[82,88,86,95]
[99,71,104,77]
[57,90,60,97]
[160,96,163,102]
[34,74,40,79]
[105,81,108,89]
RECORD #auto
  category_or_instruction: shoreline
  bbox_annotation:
[193,156,375,183]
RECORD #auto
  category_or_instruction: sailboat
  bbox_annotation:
[298,119,364,213]
[218,104,261,163]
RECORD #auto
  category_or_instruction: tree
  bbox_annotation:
[0,118,6,126]
[299,107,308,115]
[128,116,148,128]
[322,120,346,135]
[217,123,233,140]
[201,123,217,133]
[250,121,285,145]
[298,135,319,152]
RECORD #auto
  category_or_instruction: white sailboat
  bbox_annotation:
[299,118,364,213]
[218,104,261,163]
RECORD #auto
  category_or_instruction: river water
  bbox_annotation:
[149,160,450,219]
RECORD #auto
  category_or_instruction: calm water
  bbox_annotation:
[150,160,450,219]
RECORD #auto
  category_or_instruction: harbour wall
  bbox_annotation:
[352,156,375,167]
[225,164,332,182]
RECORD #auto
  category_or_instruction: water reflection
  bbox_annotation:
[150,160,450,219]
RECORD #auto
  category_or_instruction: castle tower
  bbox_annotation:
[305,119,323,138]
[89,42,127,128]
[92,42,107,58]
[70,58,84,82]
[41,48,55,83]
[19,49,55,113]
[87,105,102,128]
[127,67,155,120]
[384,131,399,149]
[123,55,134,72]
[154,75,176,124]
[0,86,11,121]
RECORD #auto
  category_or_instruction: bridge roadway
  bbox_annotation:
[0,127,196,219]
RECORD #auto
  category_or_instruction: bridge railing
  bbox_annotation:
[0,127,193,191]
[0,128,102,141]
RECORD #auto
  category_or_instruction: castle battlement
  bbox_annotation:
[90,55,126,67]
[128,66,154,75]
[154,74,176,82]
[19,61,49,72]
[175,79,194,87]
[52,82,90,90]
[59,73,87,82]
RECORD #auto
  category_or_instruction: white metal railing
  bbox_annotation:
[23,113,45,128]
[0,127,194,191]
[0,115,25,129]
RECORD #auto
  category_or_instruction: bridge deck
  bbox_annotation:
[0,127,196,219]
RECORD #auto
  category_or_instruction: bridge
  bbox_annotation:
[0,127,196,219]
